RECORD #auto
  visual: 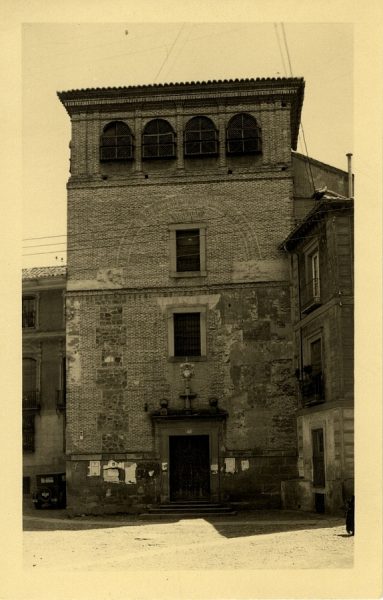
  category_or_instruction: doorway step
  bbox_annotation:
[140,500,236,519]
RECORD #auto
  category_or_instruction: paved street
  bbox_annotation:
[23,503,353,570]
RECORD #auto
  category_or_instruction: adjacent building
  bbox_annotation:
[281,191,354,513]
[22,267,67,496]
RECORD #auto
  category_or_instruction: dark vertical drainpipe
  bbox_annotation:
[346,153,353,198]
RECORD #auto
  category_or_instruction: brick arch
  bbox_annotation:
[115,196,262,270]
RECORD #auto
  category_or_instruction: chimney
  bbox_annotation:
[346,153,353,198]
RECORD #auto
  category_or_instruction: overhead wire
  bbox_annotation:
[278,23,316,195]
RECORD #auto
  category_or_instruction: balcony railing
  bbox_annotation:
[22,390,40,411]
[23,430,35,453]
[300,278,321,313]
[22,311,36,328]
[300,372,325,407]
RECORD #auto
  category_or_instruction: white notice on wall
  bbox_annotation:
[88,461,101,476]
[225,458,236,474]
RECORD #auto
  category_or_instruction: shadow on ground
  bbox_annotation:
[23,500,347,539]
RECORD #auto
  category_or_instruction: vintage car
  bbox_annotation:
[32,473,66,509]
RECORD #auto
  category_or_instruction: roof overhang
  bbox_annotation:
[57,77,305,150]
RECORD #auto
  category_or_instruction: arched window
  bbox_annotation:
[184,116,218,157]
[142,119,176,159]
[100,121,133,161]
[226,113,262,155]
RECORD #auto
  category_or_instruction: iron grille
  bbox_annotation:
[142,119,176,159]
[184,117,218,156]
[100,121,133,161]
[22,414,35,453]
[176,229,200,272]
[226,113,262,155]
[22,390,40,411]
[22,297,36,328]
[174,313,201,357]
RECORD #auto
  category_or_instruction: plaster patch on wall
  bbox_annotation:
[156,294,221,312]
[148,470,154,477]
[162,462,168,471]
[125,462,137,484]
[67,336,81,384]
[225,458,236,474]
[97,268,125,288]
[241,459,250,471]
[210,464,218,474]
[232,259,288,283]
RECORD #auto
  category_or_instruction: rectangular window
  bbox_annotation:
[310,251,320,298]
[174,313,201,357]
[169,223,207,277]
[22,414,35,453]
[312,428,326,487]
[22,296,36,328]
[176,229,200,272]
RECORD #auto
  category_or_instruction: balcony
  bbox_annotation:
[300,372,325,407]
[300,278,321,314]
[22,390,40,411]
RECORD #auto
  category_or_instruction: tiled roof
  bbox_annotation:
[57,77,304,98]
[22,266,67,281]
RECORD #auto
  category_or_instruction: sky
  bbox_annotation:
[22,22,354,268]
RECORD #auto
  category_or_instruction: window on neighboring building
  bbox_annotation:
[23,414,35,453]
[100,121,134,161]
[174,313,201,357]
[142,119,176,159]
[301,336,325,405]
[169,224,207,277]
[184,116,218,157]
[312,428,326,487]
[22,357,39,410]
[308,249,320,298]
[301,244,321,312]
[22,296,36,329]
[226,113,262,155]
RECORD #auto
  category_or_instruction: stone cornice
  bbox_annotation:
[58,77,304,150]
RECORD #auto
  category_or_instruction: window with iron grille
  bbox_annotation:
[142,119,176,159]
[184,116,218,157]
[22,296,36,328]
[226,113,262,155]
[174,313,201,357]
[100,121,133,161]
[23,414,35,453]
[176,229,200,272]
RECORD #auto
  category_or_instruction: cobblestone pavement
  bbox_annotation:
[23,502,353,571]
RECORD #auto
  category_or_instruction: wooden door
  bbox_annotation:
[169,435,210,501]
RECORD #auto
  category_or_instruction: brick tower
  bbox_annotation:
[58,77,304,514]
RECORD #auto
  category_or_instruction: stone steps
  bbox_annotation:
[140,501,237,519]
